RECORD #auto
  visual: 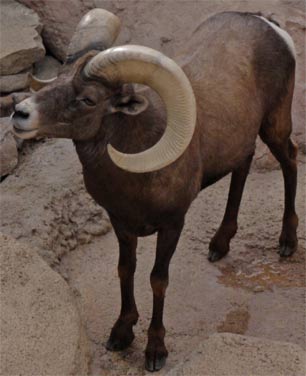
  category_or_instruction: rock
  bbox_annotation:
[0,95,15,117]
[0,138,111,266]
[0,117,18,177]
[33,55,62,79]
[253,285,265,293]
[0,0,45,75]
[0,233,89,376]
[166,333,306,376]
[18,0,94,62]
[0,92,31,117]
[0,71,30,93]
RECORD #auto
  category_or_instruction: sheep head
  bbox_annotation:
[13,51,149,137]
[12,10,197,173]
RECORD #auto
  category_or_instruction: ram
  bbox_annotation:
[12,9,298,372]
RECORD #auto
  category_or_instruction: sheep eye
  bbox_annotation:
[81,97,96,106]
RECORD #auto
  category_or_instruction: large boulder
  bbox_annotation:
[0,117,18,177]
[33,55,62,79]
[17,0,93,62]
[0,71,30,93]
[0,138,111,266]
[0,233,89,375]
[0,0,45,75]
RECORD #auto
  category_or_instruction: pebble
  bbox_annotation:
[253,285,265,293]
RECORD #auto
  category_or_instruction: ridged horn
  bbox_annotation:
[84,45,197,173]
[66,9,121,64]
[29,73,57,92]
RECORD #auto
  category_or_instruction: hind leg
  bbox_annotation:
[260,85,298,257]
[208,153,253,262]
[261,134,298,256]
[275,138,298,256]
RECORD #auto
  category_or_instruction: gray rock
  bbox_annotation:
[0,92,31,117]
[33,55,62,79]
[166,333,306,376]
[0,71,30,93]
[0,0,45,75]
[0,233,90,376]
[0,117,18,177]
[0,95,15,117]
[0,138,111,266]
[18,0,94,62]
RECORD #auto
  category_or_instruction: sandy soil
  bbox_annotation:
[59,163,306,375]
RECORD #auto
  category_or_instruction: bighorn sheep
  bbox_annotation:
[12,9,298,371]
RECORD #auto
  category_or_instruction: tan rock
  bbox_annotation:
[0,71,30,93]
[0,92,30,117]
[166,333,306,376]
[0,117,18,177]
[33,55,62,79]
[0,0,45,75]
[0,233,90,376]
[18,0,94,61]
[0,96,15,117]
[0,138,111,266]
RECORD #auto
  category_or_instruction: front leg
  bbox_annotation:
[145,219,184,372]
[106,224,139,351]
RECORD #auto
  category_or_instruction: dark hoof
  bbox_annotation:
[145,353,167,372]
[208,235,230,262]
[208,249,228,262]
[106,329,135,352]
[278,234,297,257]
[278,244,297,257]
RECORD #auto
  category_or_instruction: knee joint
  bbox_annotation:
[150,274,168,298]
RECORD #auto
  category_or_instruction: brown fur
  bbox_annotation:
[14,12,298,371]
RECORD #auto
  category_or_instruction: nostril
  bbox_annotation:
[14,110,30,120]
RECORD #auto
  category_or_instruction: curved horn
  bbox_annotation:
[66,9,121,64]
[29,73,57,92]
[84,45,197,173]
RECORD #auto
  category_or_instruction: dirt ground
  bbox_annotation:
[59,162,306,375]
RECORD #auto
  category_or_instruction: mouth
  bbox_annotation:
[11,113,39,139]
[12,125,39,139]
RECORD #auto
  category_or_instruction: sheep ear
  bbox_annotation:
[107,94,148,116]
